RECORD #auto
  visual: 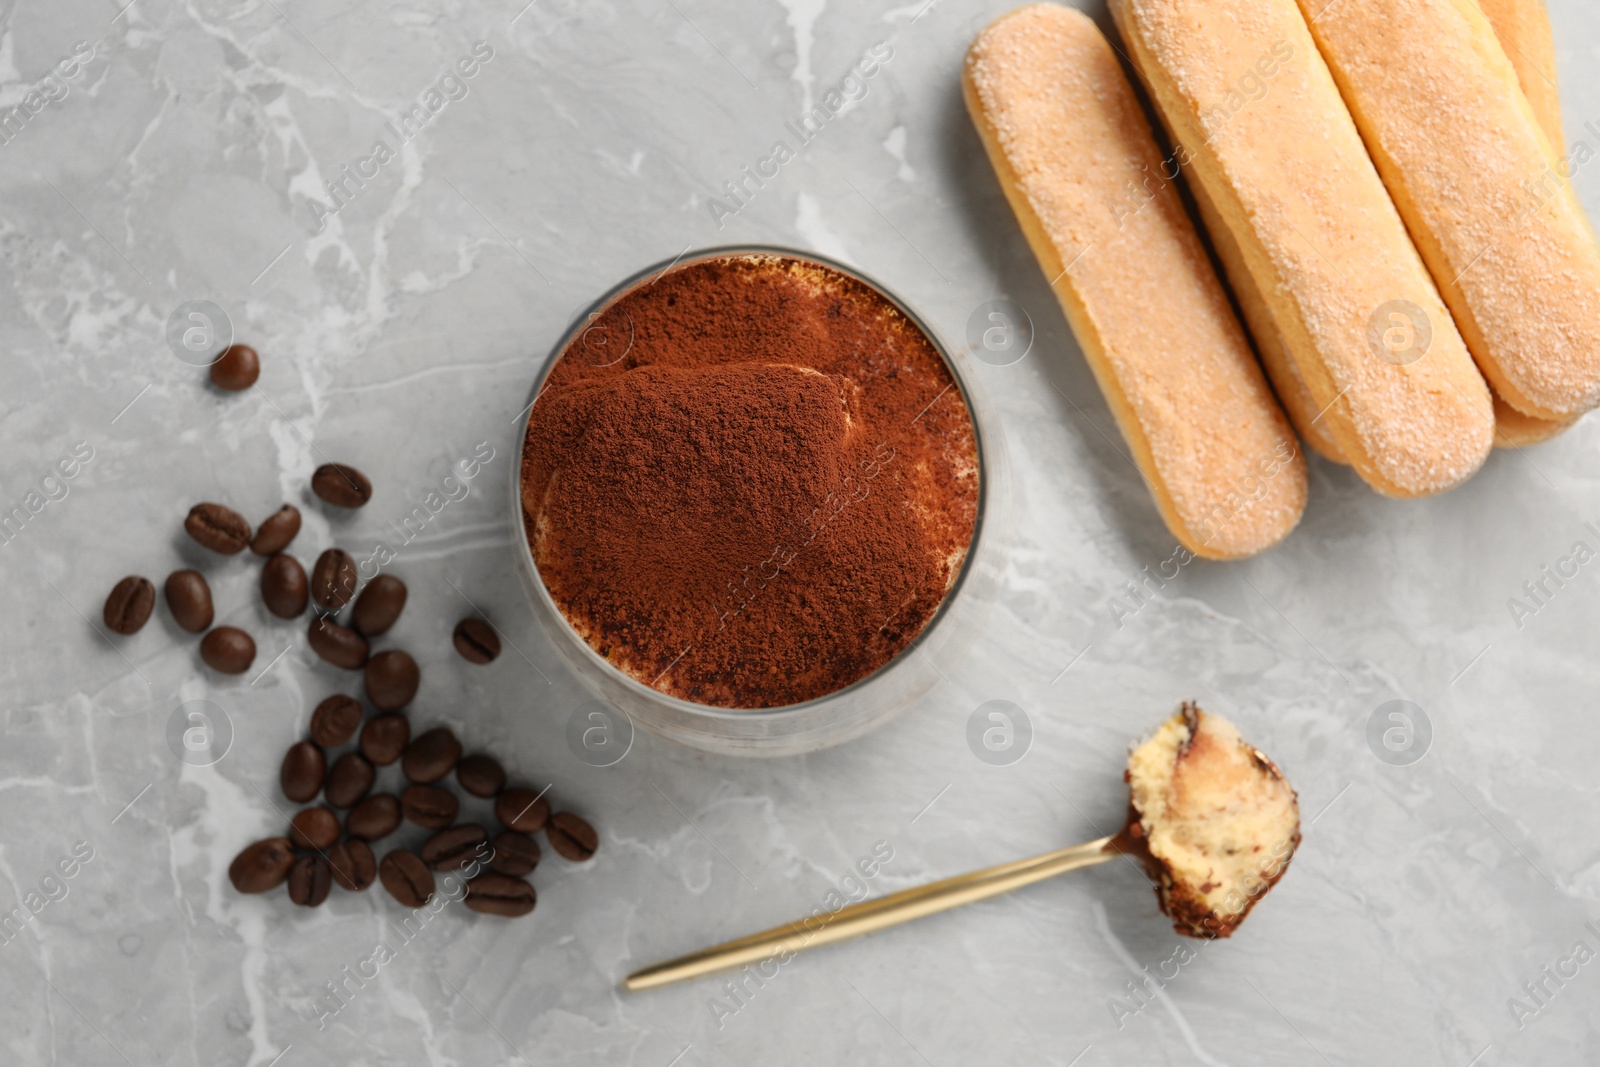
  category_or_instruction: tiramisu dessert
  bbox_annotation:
[520,253,979,709]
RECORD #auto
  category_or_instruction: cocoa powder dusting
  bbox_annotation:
[521,254,978,708]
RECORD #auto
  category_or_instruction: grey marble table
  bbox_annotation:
[4,0,1600,1063]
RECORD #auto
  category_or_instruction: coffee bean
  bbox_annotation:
[103,575,155,635]
[185,502,251,554]
[346,793,402,841]
[420,824,488,871]
[163,569,214,633]
[456,754,506,798]
[402,727,462,784]
[288,854,332,907]
[352,574,407,636]
[312,464,372,508]
[229,837,295,894]
[452,618,500,664]
[311,549,358,612]
[379,849,434,908]
[464,873,536,918]
[328,838,377,892]
[260,553,308,618]
[359,713,410,766]
[364,650,419,710]
[308,615,368,669]
[401,784,459,829]
[200,626,256,674]
[495,788,550,834]
[289,806,341,851]
[249,503,301,555]
[309,694,361,748]
[547,811,598,862]
[489,831,541,877]
[325,751,376,808]
[280,741,326,803]
[210,344,260,391]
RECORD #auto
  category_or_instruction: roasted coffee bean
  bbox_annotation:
[290,806,341,851]
[309,694,362,747]
[402,727,462,784]
[464,873,536,917]
[163,569,214,633]
[229,837,295,894]
[488,831,541,877]
[328,838,377,892]
[547,811,598,862]
[260,553,308,618]
[249,503,301,556]
[200,626,256,674]
[401,784,459,829]
[495,787,550,835]
[420,824,488,871]
[308,615,368,669]
[288,854,332,907]
[452,617,500,664]
[379,849,434,908]
[324,751,376,808]
[311,548,358,612]
[346,793,402,841]
[280,741,326,803]
[210,344,260,391]
[312,464,372,508]
[359,713,410,766]
[364,650,419,710]
[185,502,251,554]
[103,575,155,635]
[352,574,407,636]
[456,754,506,798]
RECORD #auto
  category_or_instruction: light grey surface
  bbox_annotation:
[3,0,1600,1064]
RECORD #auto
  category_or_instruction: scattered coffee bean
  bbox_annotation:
[311,548,358,612]
[163,569,214,633]
[495,788,550,835]
[364,650,419,710]
[379,849,434,908]
[308,615,368,669]
[288,854,332,907]
[289,806,341,851]
[452,617,500,664]
[103,575,155,635]
[185,502,251,554]
[352,574,407,636]
[346,793,402,841]
[547,812,598,862]
[402,726,462,784]
[309,694,362,748]
[456,754,506,798]
[401,784,459,829]
[464,873,536,918]
[249,504,301,555]
[200,626,256,674]
[420,824,488,871]
[229,837,295,894]
[312,464,372,508]
[280,741,326,803]
[260,553,308,618]
[325,751,376,808]
[210,344,260,391]
[328,839,377,892]
[360,713,410,766]
[489,832,541,877]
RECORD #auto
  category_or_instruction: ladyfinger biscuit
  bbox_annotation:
[964,5,1305,559]
[1297,0,1600,421]
[1111,0,1493,498]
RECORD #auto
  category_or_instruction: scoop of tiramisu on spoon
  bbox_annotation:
[624,703,1300,991]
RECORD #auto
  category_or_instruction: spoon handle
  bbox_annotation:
[624,835,1118,991]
